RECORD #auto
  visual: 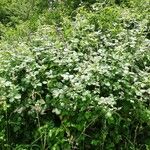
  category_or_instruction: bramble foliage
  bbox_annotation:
[0,0,150,149]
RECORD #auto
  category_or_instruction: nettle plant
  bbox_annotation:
[0,5,150,150]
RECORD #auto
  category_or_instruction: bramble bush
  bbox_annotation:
[0,0,150,149]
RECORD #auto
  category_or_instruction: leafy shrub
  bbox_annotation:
[0,1,150,150]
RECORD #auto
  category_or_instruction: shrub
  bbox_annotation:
[0,1,150,149]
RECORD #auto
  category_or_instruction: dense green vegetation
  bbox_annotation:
[0,0,150,149]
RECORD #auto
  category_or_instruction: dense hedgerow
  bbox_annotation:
[0,0,150,150]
